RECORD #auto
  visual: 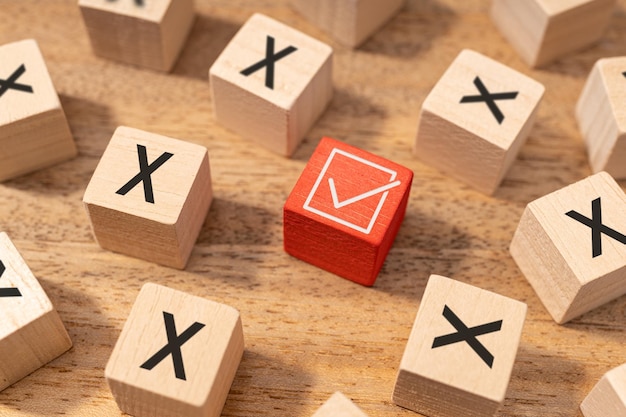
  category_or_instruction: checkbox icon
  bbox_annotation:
[284,137,413,286]
[303,148,403,234]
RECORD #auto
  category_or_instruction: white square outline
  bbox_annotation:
[303,148,398,234]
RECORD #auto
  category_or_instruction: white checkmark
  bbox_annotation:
[328,178,402,209]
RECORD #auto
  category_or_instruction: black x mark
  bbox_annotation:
[566,197,626,258]
[240,35,297,89]
[0,261,22,298]
[106,0,144,6]
[140,311,205,380]
[432,305,502,368]
[0,64,33,99]
[116,144,173,204]
[460,76,518,124]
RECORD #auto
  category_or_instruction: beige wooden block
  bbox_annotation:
[312,392,368,417]
[576,57,626,179]
[581,363,626,417]
[510,172,626,324]
[209,13,333,157]
[105,283,244,417]
[83,126,212,269]
[414,49,544,194]
[291,0,405,48]
[392,274,527,417]
[0,39,76,182]
[0,232,72,391]
[491,0,616,68]
[79,0,195,72]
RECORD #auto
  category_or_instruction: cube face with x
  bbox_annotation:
[83,126,213,269]
[105,283,244,417]
[392,274,526,417]
[209,13,333,156]
[413,49,544,195]
[0,39,76,181]
[510,171,626,324]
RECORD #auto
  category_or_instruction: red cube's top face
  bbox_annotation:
[286,137,413,241]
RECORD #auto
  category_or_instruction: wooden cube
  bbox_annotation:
[510,172,626,324]
[414,49,544,195]
[105,283,244,417]
[283,137,413,286]
[576,57,626,179]
[291,0,405,48]
[0,39,76,182]
[312,392,369,417]
[0,232,72,391]
[491,0,616,67]
[392,274,527,417]
[209,13,333,157]
[79,0,195,72]
[581,363,626,417]
[83,126,212,269]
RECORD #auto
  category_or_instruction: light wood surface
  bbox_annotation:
[79,0,195,72]
[0,39,76,182]
[83,126,213,269]
[510,172,626,324]
[210,13,333,156]
[414,49,545,195]
[580,362,626,416]
[0,232,72,392]
[290,0,406,48]
[312,392,369,417]
[392,274,527,417]
[491,0,616,67]
[576,56,626,179]
[0,1,625,416]
[105,283,244,417]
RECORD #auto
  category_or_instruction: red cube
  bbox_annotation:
[284,137,413,286]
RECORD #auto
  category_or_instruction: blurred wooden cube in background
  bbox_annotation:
[491,0,616,67]
[510,172,626,324]
[0,232,72,392]
[414,49,544,195]
[105,283,244,417]
[210,13,333,157]
[392,274,526,417]
[78,0,195,72]
[576,56,626,179]
[312,392,369,416]
[0,39,76,182]
[83,126,212,269]
[291,0,405,48]
[580,363,626,417]
[284,137,413,287]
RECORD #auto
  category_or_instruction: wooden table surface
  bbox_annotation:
[1,1,625,416]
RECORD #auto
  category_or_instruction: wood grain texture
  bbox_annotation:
[209,13,333,156]
[0,232,72,392]
[290,0,406,48]
[414,49,545,195]
[510,172,626,324]
[392,274,527,417]
[491,0,617,67]
[83,126,213,269]
[576,56,626,179]
[105,283,244,417]
[79,0,195,72]
[0,1,625,416]
[0,39,76,182]
[580,362,626,417]
[312,392,369,417]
